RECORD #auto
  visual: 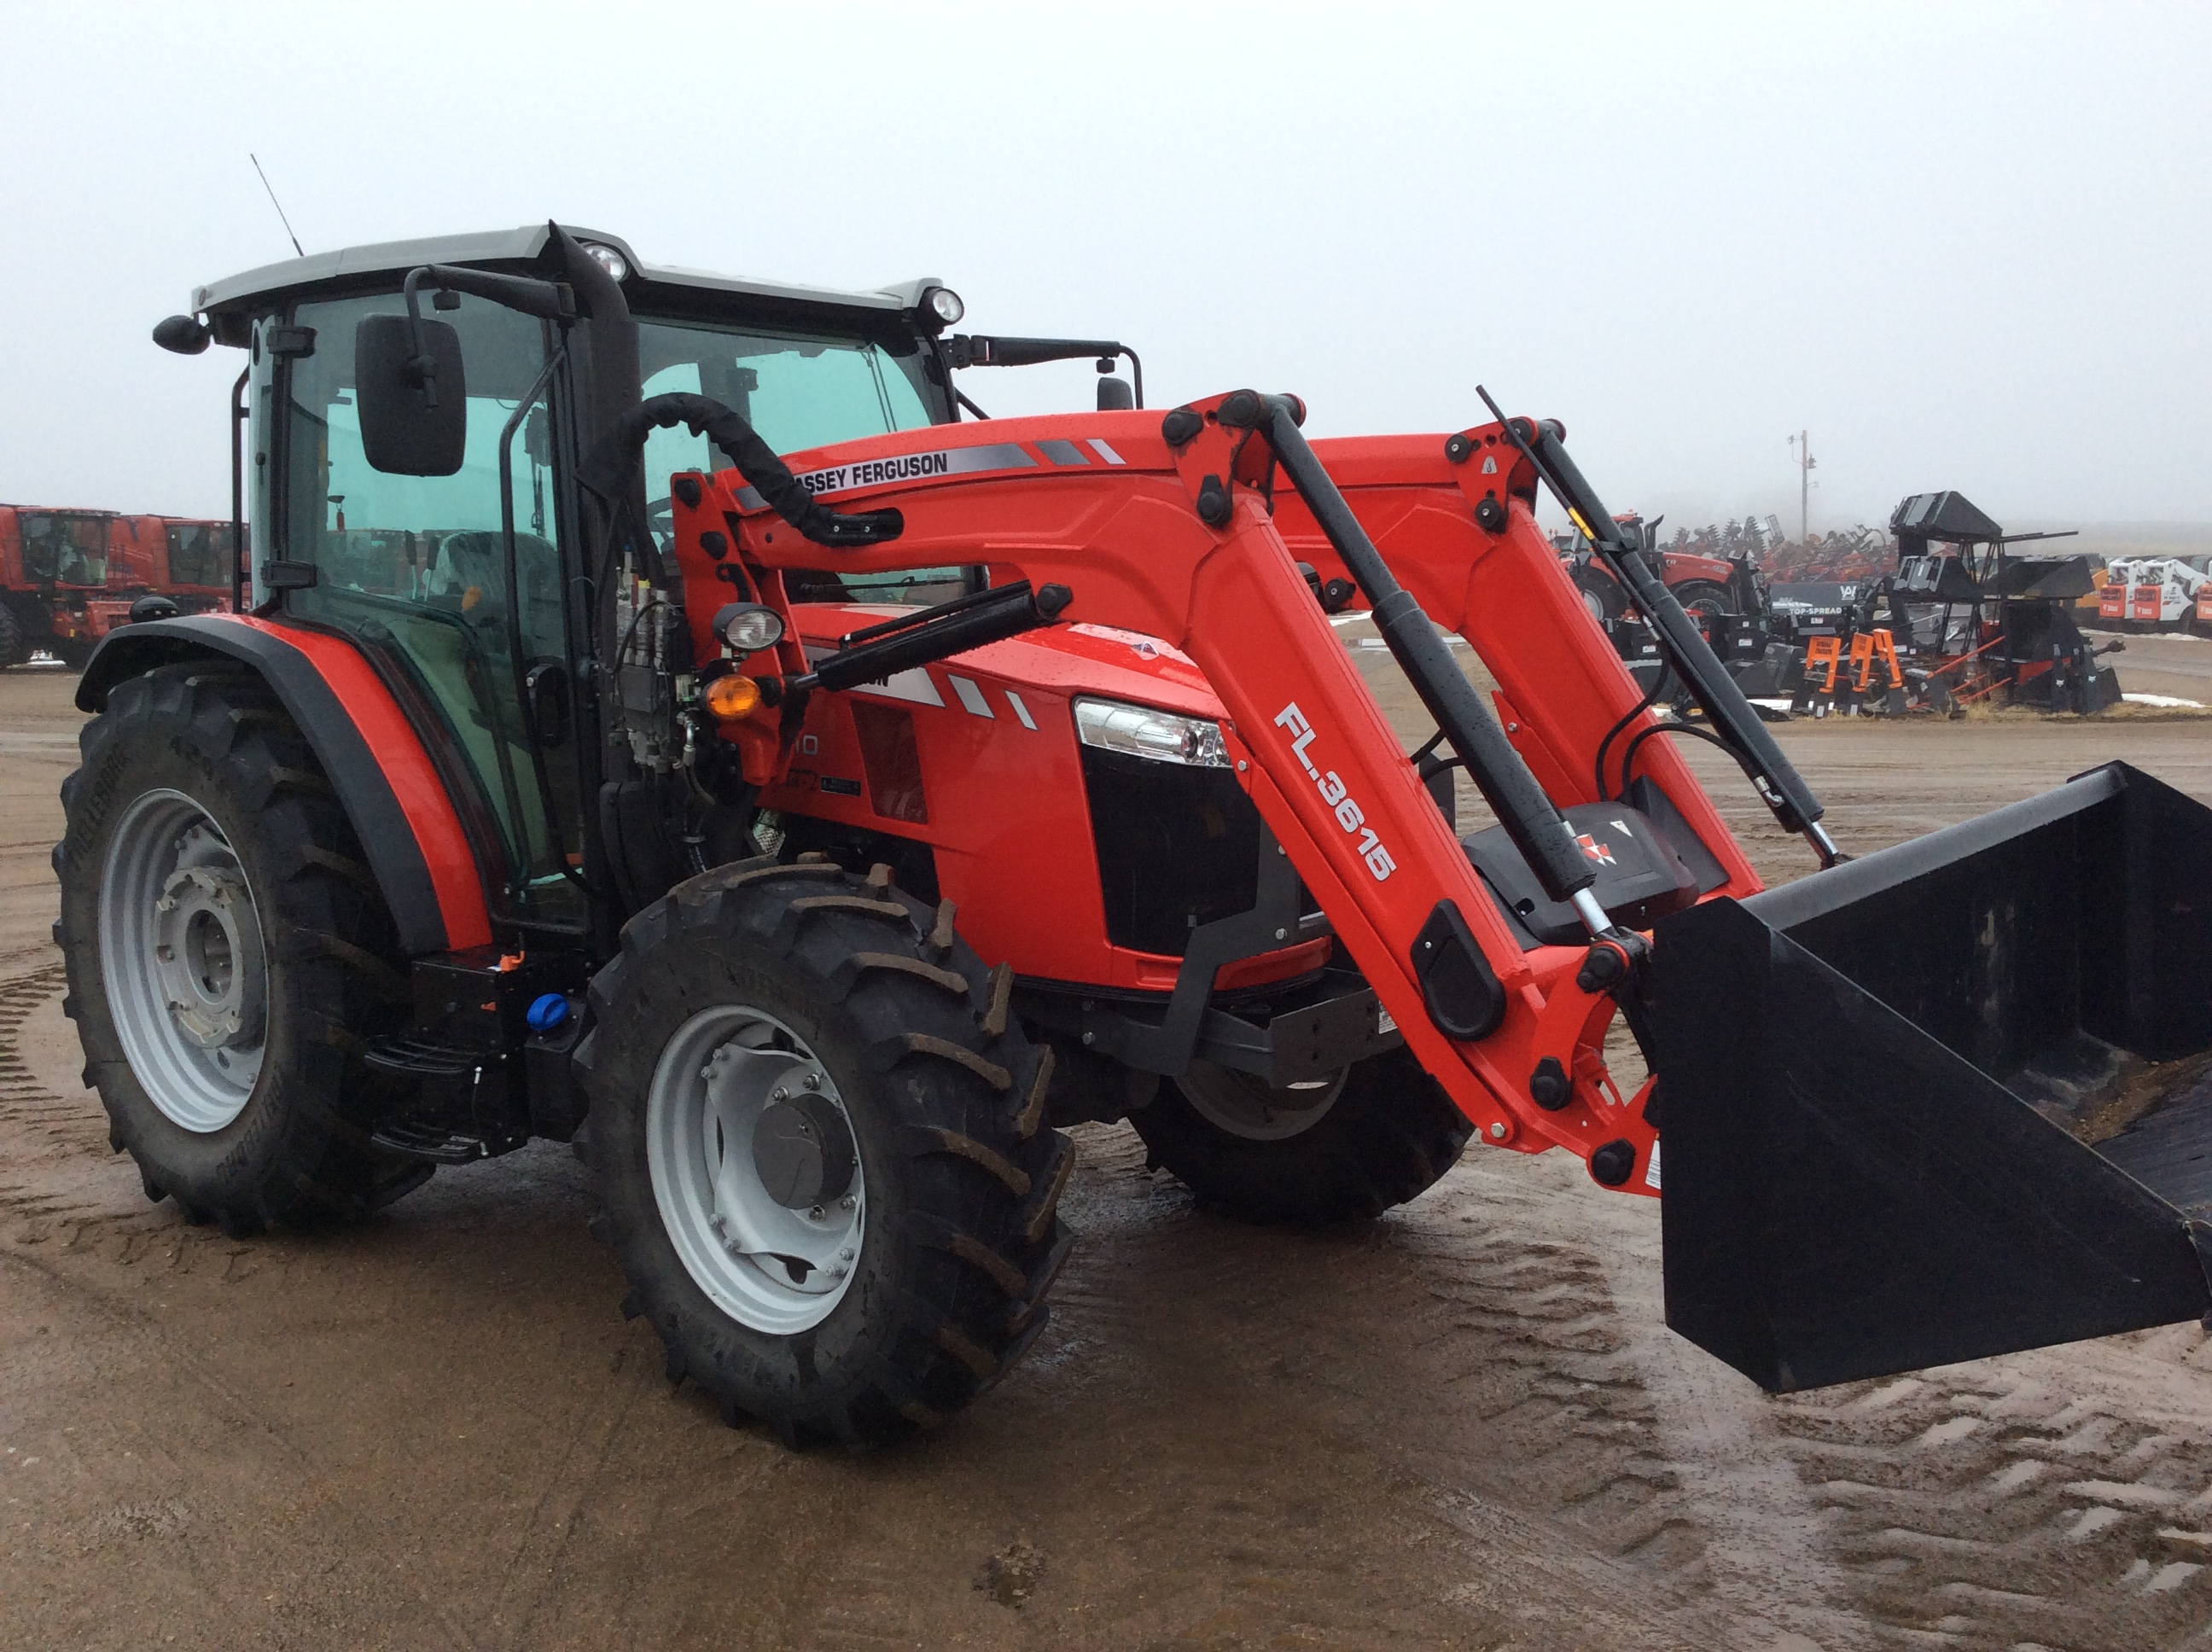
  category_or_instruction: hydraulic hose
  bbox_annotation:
[578,393,904,549]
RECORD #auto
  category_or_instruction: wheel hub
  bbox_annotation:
[154,863,265,1049]
[647,1006,866,1333]
[1179,1061,1348,1142]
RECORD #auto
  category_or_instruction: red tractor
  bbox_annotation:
[58,224,2212,1448]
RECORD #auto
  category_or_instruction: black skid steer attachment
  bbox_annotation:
[1656,762,2212,1392]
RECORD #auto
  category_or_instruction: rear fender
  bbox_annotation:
[77,614,491,956]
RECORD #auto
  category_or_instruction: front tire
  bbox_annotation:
[578,858,1074,1449]
[1132,1047,1471,1224]
[55,662,432,1232]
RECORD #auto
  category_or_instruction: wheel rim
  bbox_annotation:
[1179,1061,1348,1142]
[646,1003,865,1335]
[98,788,268,1132]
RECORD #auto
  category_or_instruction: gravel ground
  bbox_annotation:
[3,642,2210,1651]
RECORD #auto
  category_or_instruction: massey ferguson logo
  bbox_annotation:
[1576,833,1616,866]
[1272,703,1396,881]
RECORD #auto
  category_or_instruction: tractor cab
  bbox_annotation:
[169,225,1144,949]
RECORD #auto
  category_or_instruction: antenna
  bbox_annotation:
[249,154,306,259]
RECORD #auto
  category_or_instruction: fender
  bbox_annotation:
[77,614,492,956]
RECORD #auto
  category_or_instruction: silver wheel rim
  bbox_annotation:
[1179,1061,1348,1142]
[98,788,268,1132]
[646,1003,865,1335]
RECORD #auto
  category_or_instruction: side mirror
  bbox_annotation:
[356,314,467,476]
[153,315,211,355]
[1096,375,1134,412]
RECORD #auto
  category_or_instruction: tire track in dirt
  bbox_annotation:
[1060,1123,1804,1649]
[1767,1334,2212,1650]
[0,962,253,1284]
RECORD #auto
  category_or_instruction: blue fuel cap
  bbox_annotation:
[526,992,570,1033]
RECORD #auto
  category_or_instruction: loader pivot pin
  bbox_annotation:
[1589,1140,1635,1188]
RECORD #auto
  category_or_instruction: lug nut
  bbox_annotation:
[808,1204,825,1221]
[840,1195,857,1210]
[771,1085,790,1102]
[802,1071,822,1091]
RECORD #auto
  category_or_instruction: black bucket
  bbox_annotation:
[1654,762,2212,1392]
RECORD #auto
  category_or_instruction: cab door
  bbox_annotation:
[264,290,587,931]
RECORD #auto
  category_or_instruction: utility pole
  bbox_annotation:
[1787,430,1816,541]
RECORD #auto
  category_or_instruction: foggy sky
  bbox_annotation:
[3,1,2206,533]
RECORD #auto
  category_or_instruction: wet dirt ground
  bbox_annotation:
[4,644,2212,1651]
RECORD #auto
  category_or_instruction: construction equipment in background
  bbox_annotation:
[1759,522,1893,585]
[1883,491,2119,713]
[1557,515,1792,701]
[61,224,2212,1451]
[2098,556,2212,633]
[1753,494,2120,716]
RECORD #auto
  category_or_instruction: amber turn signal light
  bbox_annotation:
[704,674,764,722]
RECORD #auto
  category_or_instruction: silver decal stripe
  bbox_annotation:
[1087,439,1126,465]
[1038,439,1091,467]
[734,442,1039,509]
[1004,689,1038,730]
[946,674,995,718]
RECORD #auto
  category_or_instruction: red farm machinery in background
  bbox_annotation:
[0,506,236,666]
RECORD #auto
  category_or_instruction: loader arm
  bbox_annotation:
[672,394,1660,1188]
[1272,432,1764,898]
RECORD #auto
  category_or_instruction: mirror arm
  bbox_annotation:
[399,264,578,407]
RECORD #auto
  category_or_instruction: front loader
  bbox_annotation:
[55,224,2212,1451]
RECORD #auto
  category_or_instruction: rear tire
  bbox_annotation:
[55,662,432,1232]
[578,858,1074,1449]
[1671,580,1733,631]
[0,606,24,668]
[1132,1047,1470,1224]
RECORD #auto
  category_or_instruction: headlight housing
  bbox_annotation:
[713,601,785,655]
[919,285,964,328]
[1074,696,1229,768]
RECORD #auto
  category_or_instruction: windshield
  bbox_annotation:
[165,521,232,587]
[19,513,108,585]
[635,314,961,605]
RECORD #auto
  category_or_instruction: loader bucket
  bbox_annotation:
[1654,762,2212,1392]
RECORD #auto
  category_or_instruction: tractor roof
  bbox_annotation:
[192,223,940,323]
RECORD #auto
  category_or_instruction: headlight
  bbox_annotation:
[579,241,630,282]
[1074,696,1229,768]
[921,286,964,326]
[713,601,785,654]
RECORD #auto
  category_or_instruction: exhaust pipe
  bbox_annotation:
[1655,761,2212,1391]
